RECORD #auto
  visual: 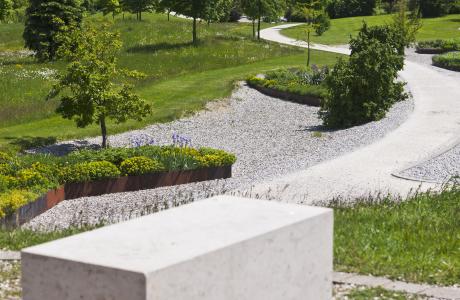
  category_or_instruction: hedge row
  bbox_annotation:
[0,146,236,218]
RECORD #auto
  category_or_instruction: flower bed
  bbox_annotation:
[416,39,460,54]
[246,66,328,107]
[0,143,236,227]
[432,51,460,72]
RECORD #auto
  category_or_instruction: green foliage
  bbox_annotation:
[121,0,157,20]
[0,0,12,22]
[247,67,329,99]
[333,187,460,285]
[23,0,83,60]
[198,147,236,167]
[412,0,454,17]
[433,51,460,71]
[326,0,376,18]
[320,24,407,128]
[100,0,121,17]
[15,168,50,189]
[417,39,460,52]
[120,156,165,175]
[0,189,37,218]
[48,23,151,148]
[61,161,121,183]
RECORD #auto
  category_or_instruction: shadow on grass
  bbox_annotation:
[127,41,195,53]
[5,136,58,152]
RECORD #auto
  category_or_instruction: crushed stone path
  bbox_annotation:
[240,24,460,203]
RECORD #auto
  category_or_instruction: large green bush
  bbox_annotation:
[433,51,460,71]
[0,189,37,218]
[120,156,165,176]
[320,24,407,128]
[414,0,454,17]
[326,0,376,18]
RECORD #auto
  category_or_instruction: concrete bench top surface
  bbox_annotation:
[22,196,331,274]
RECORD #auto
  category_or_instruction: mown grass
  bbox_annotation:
[283,14,460,45]
[333,188,460,286]
[433,51,460,71]
[0,13,343,151]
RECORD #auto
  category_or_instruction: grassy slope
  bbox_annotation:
[333,188,460,286]
[282,14,460,45]
[0,14,343,150]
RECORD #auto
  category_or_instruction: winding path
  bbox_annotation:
[242,24,460,203]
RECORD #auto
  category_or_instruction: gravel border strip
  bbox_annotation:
[0,251,20,261]
[392,137,460,183]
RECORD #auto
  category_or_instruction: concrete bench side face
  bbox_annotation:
[21,253,146,300]
[145,212,333,300]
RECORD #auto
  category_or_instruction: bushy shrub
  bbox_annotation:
[0,189,38,218]
[67,148,133,166]
[120,156,165,176]
[320,24,407,128]
[417,0,453,17]
[61,161,120,183]
[198,148,237,167]
[0,175,16,193]
[15,169,50,189]
[433,51,460,71]
[417,39,460,53]
[314,13,331,36]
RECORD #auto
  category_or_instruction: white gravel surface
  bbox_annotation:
[398,142,460,183]
[25,84,413,231]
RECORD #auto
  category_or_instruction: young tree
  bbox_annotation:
[240,0,258,38]
[157,0,175,20]
[121,0,158,20]
[172,0,210,43]
[48,25,152,148]
[23,0,83,61]
[0,0,12,22]
[100,0,121,18]
[204,0,233,24]
[245,0,285,40]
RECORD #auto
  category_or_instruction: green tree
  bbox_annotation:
[0,0,12,22]
[240,0,258,38]
[121,0,158,20]
[320,24,407,128]
[241,0,285,40]
[410,0,453,17]
[99,0,121,18]
[171,0,210,43]
[204,0,233,24]
[23,0,83,61]
[48,25,152,148]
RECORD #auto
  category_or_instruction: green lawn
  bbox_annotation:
[333,188,460,286]
[0,13,343,151]
[282,14,460,45]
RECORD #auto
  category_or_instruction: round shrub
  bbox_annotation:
[198,148,237,167]
[15,169,50,189]
[0,175,16,193]
[120,156,165,176]
[0,152,13,163]
[60,161,120,183]
[0,189,37,218]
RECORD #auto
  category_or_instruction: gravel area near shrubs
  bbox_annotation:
[25,83,414,231]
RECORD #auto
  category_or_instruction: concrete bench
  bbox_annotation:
[22,196,333,300]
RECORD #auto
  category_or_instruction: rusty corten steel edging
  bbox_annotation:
[0,166,232,228]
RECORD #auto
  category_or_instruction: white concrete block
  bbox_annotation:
[22,196,333,300]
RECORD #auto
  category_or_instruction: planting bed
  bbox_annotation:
[246,67,328,107]
[0,145,235,227]
[416,39,460,54]
[433,51,460,72]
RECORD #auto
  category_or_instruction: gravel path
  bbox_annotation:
[243,24,459,204]
[25,83,413,231]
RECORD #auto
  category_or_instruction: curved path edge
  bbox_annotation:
[237,24,460,203]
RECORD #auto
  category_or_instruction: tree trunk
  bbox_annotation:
[193,17,197,44]
[252,20,255,38]
[139,11,142,21]
[100,117,108,148]
[257,17,261,40]
[307,30,311,67]
[167,10,170,21]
